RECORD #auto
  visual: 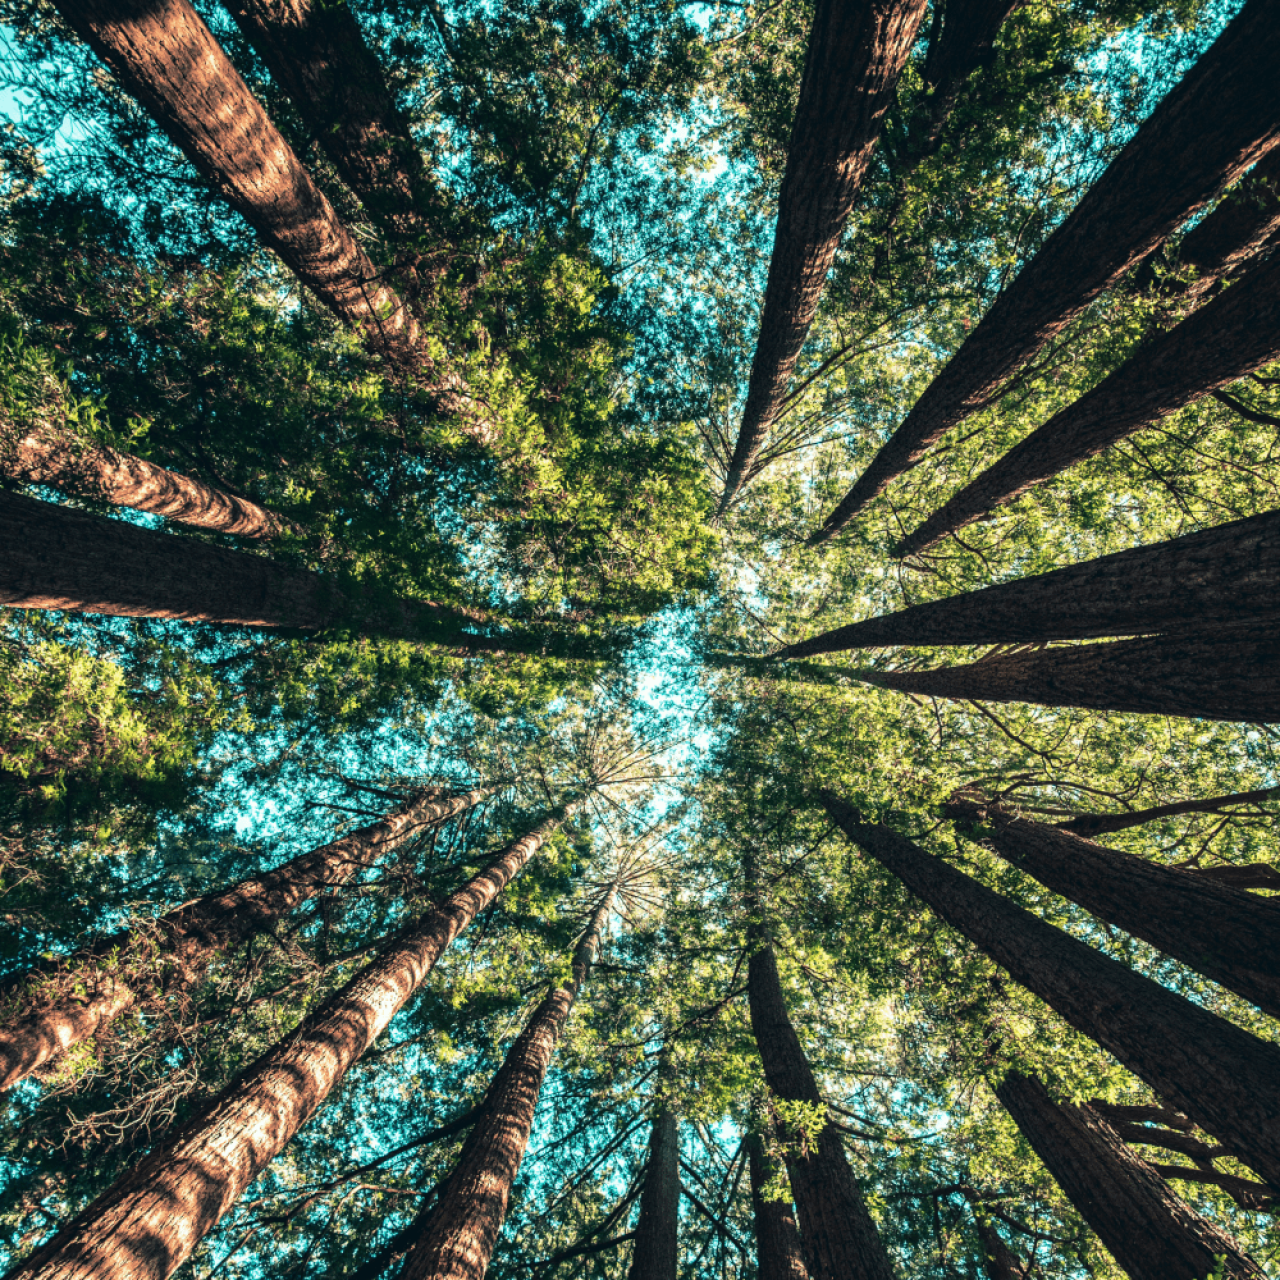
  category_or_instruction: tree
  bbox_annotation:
[747,1132,808,1280]
[628,1102,680,1280]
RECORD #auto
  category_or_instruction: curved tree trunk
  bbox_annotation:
[813,0,1280,541]
[717,0,929,512]
[7,809,570,1280]
[1056,786,1280,838]
[945,798,1280,1017]
[861,625,1280,722]
[822,795,1280,1192]
[628,1105,680,1280]
[748,1133,809,1280]
[995,1072,1261,1280]
[0,785,494,1092]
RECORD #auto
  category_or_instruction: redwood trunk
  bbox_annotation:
[822,796,1280,1191]
[780,507,1280,656]
[862,626,1280,722]
[945,799,1280,1017]
[814,0,1280,540]
[398,890,614,1280]
[995,1072,1261,1280]
[1057,786,1280,837]
[8,809,569,1280]
[628,1106,680,1280]
[0,786,491,1092]
[748,1134,809,1280]
[972,1218,1022,1280]
[717,0,929,511]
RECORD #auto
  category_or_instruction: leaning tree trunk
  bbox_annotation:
[0,784,494,1092]
[822,795,1280,1192]
[861,626,1280,723]
[7,808,571,1280]
[398,887,616,1280]
[744,853,895,1280]
[812,0,1280,541]
[717,0,929,512]
[780,507,1280,656]
[748,1133,809,1280]
[628,1104,680,1280]
[946,798,1280,1017]
[1055,785,1280,837]
[972,1217,1023,1280]
[996,1072,1261,1280]
[895,233,1280,558]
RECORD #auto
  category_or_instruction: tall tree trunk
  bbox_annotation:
[0,785,493,1092]
[747,1133,809,1280]
[4,429,290,538]
[7,808,571,1280]
[398,887,616,1280]
[995,1072,1261,1280]
[628,1105,680,1280]
[812,0,1280,542]
[744,853,895,1280]
[894,235,1280,558]
[972,1217,1023,1280]
[861,625,1280,722]
[822,795,1280,1192]
[781,507,1280,657]
[1057,786,1280,837]
[717,0,929,512]
[944,798,1280,1017]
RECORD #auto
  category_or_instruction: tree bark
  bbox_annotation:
[398,887,615,1280]
[813,0,1280,541]
[822,795,1280,1192]
[0,785,492,1092]
[747,1133,809,1280]
[995,1072,1261,1280]
[7,809,570,1280]
[744,853,895,1280]
[628,1105,680,1280]
[1056,786,1280,838]
[972,1217,1023,1280]
[945,798,1280,1018]
[780,507,1280,657]
[1147,1164,1274,1211]
[894,235,1280,558]
[861,625,1280,722]
[1192,864,1280,891]
[717,0,929,512]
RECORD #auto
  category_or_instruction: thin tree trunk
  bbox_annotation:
[822,795,1280,1192]
[1192,864,1280,890]
[972,1217,1023,1280]
[398,887,616,1280]
[7,808,571,1280]
[780,507,1280,657]
[1057,786,1280,837]
[995,1072,1261,1280]
[744,853,895,1280]
[0,785,493,1092]
[812,0,1280,541]
[894,235,1280,558]
[944,798,1280,1017]
[717,0,929,512]
[4,429,290,538]
[1147,1163,1274,1211]
[861,626,1280,722]
[747,1134,809,1280]
[628,1105,680,1280]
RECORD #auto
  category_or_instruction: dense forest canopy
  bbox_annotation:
[1,0,1279,1275]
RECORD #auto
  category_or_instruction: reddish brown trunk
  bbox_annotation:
[814,0,1280,541]
[8,810,569,1280]
[822,796,1280,1192]
[628,1105,680,1280]
[945,799,1280,1017]
[972,1217,1022,1280]
[0,786,491,1092]
[1057,786,1280,837]
[718,0,929,511]
[863,626,1280,722]
[398,889,614,1280]
[748,1134,809,1280]
[995,1073,1261,1280]
[780,508,1280,657]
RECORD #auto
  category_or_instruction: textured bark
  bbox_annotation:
[4,430,289,538]
[628,1106,680,1280]
[1057,786,1280,838]
[398,889,614,1280]
[972,1218,1023,1280]
[814,0,1280,540]
[1192,864,1280,891]
[780,508,1280,657]
[717,0,929,511]
[8,810,569,1280]
[822,796,1280,1192]
[862,626,1280,722]
[748,1134,809,1280]
[1148,1164,1274,1211]
[995,1072,1261,1280]
[745,854,894,1280]
[1109,1122,1224,1163]
[945,799,1280,1018]
[1088,1101,1192,1132]
[0,786,490,1093]
[895,239,1280,557]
